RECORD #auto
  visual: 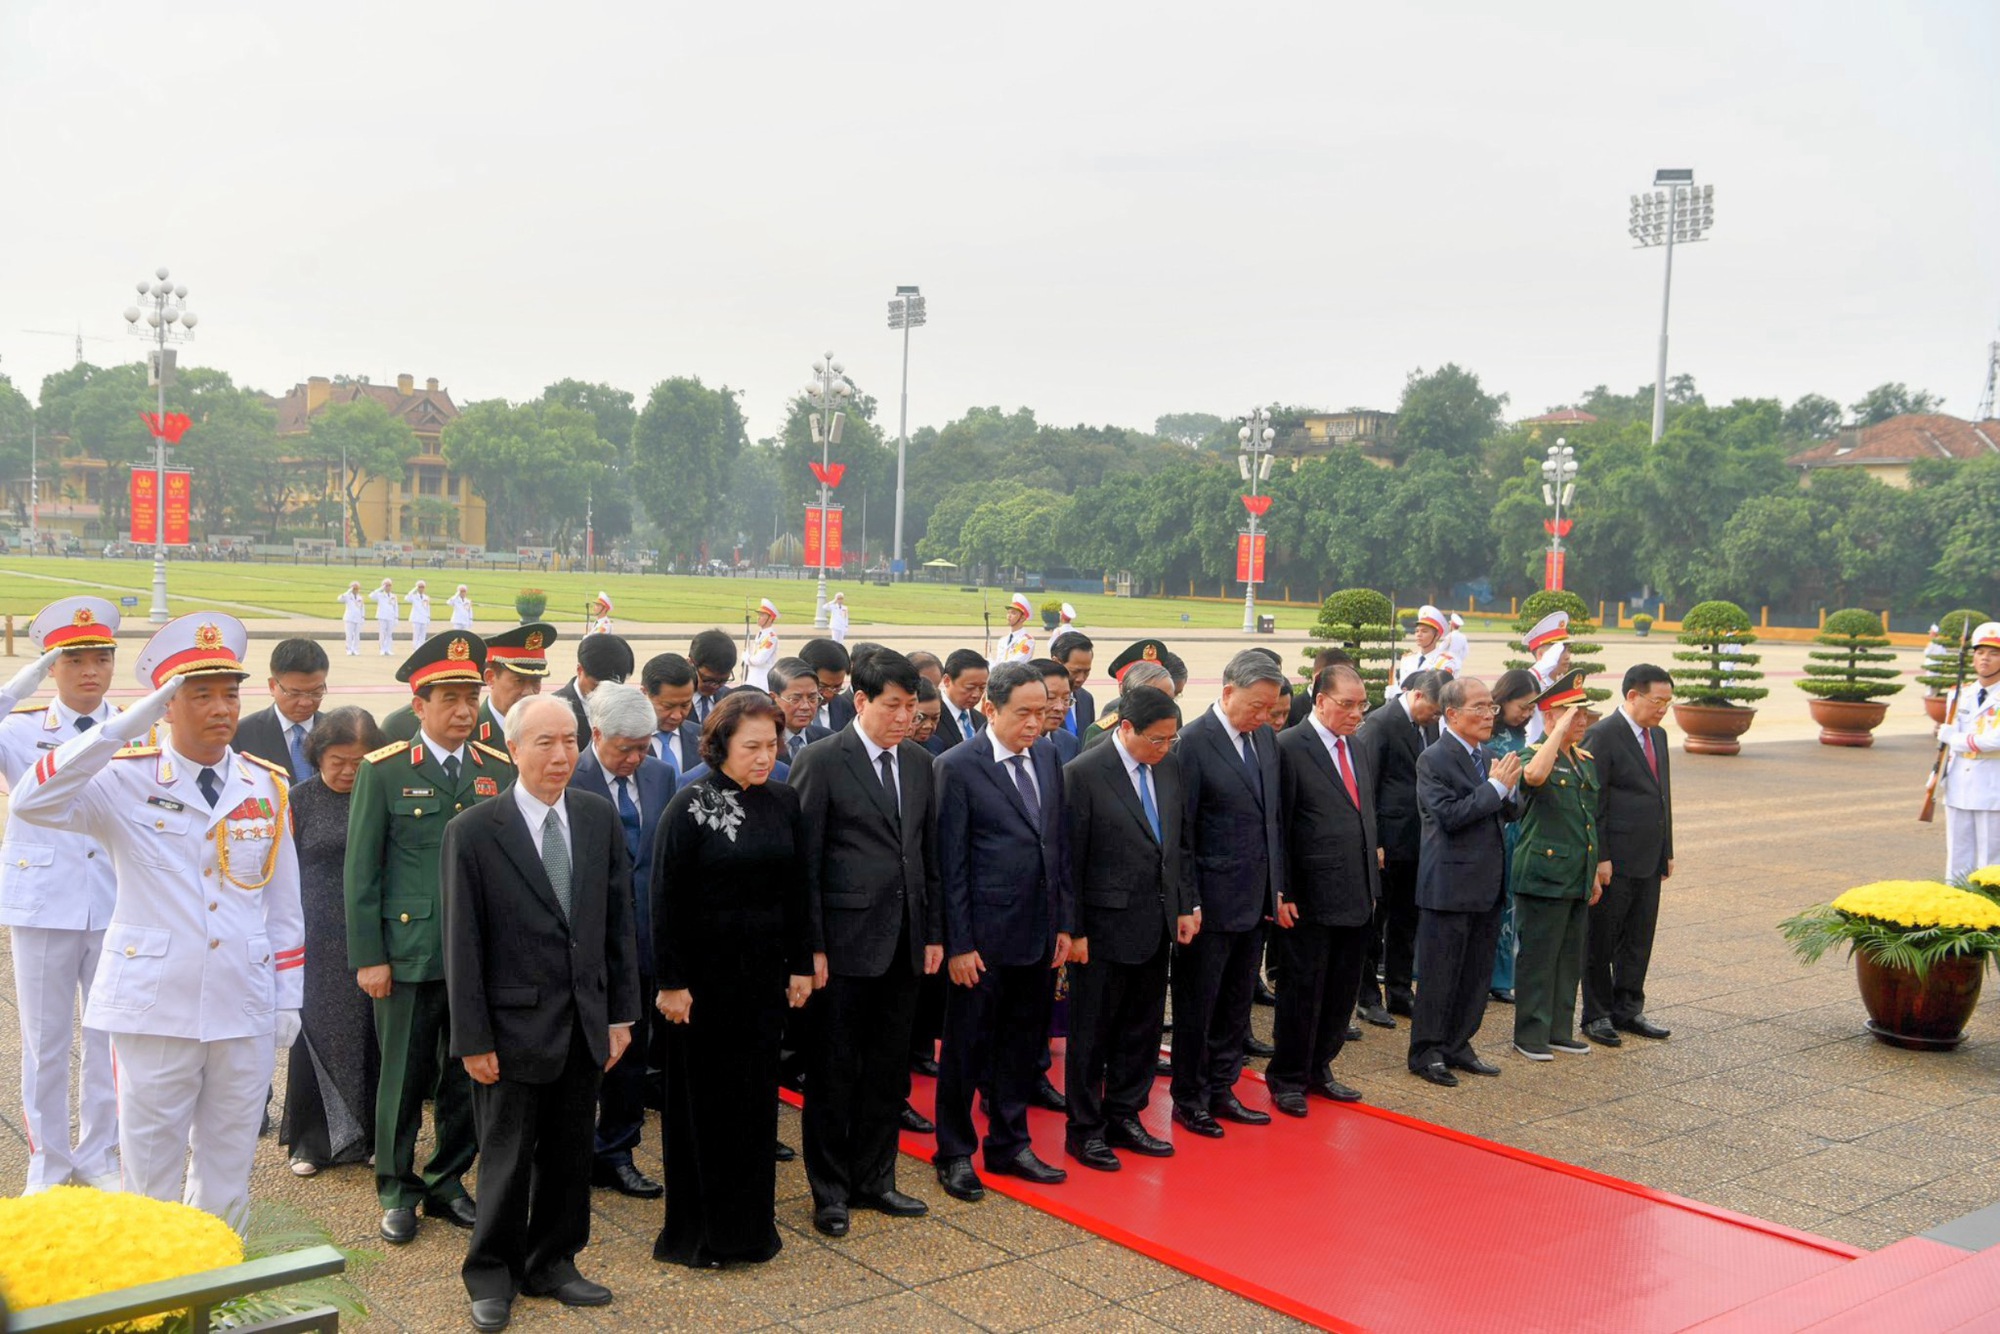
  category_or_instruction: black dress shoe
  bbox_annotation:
[990,1148,1066,1185]
[1066,1138,1122,1171]
[1106,1117,1174,1157]
[1270,1090,1308,1118]
[592,1162,663,1199]
[1252,983,1278,1007]
[774,1140,796,1162]
[470,1297,511,1331]
[1309,1077,1363,1103]
[380,1207,419,1245]
[1447,1056,1502,1077]
[528,1278,612,1307]
[852,1188,928,1217]
[1343,1024,1364,1042]
[1617,1014,1672,1040]
[1243,1035,1276,1058]
[1386,994,1415,1017]
[1413,1062,1459,1087]
[935,1156,985,1202]
[1210,1093,1271,1126]
[1489,988,1516,1004]
[1583,1019,1624,1047]
[899,1102,935,1134]
[813,1202,850,1236]
[1154,1058,1174,1078]
[911,1054,940,1078]
[1358,1003,1396,1029]
[1171,1104,1224,1138]
[1031,1076,1068,1112]
[423,1195,477,1229]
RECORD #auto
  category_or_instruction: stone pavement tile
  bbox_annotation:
[589,1182,664,1240]
[1526,1105,1680,1152]
[919,1262,1105,1331]
[793,1290,984,1333]
[736,1237,901,1322]
[1816,1214,1915,1252]
[1652,1067,1839,1117]
[1883,1159,2000,1212]
[1615,1144,1759,1196]
[1897,1095,2000,1141]
[1733,1158,1909,1215]
[941,1194,1095,1257]
[1029,1238,1188,1303]
[1808,1142,1974,1192]
[836,1216,1013,1285]
[1860,1184,1989,1240]
[1124,1278,1317,1333]
[1592,1091,1729,1137]
[1856,1068,2000,1110]
[1696,1182,1840,1235]
[1751,1085,1931,1140]
[584,1268,788,1332]
[1033,1307,1179,1333]
[1852,1124,2000,1176]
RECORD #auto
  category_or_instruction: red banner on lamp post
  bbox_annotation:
[1544,549,1566,590]
[130,469,192,545]
[804,505,844,568]
[1235,531,1267,584]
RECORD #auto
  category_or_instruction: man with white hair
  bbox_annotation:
[828,592,850,644]
[572,683,676,1201]
[407,580,432,647]
[340,581,367,655]
[450,585,476,631]
[373,579,400,656]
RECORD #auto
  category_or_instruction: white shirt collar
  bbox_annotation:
[1619,707,1648,744]
[1397,693,1417,721]
[513,781,568,836]
[989,731,1029,764]
[857,725,897,767]
[51,697,112,728]
[1443,723,1483,756]
[1111,730,1147,781]
[1308,712,1349,760]
[415,731,467,768]
[1210,700,1247,745]
[276,708,315,735]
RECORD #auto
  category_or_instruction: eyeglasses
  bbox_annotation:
[777,691,819,707]
[1133,730,1177,749]
[1457,703,1499,716]
[275,684,328,703]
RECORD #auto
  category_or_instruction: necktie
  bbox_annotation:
[287,724,310,780]
[541,808,572,919]
[695,695,711,723]
[1980,687,1990,711]
[1333,736,1360,807]
[960,708,974,737]
[1640,726,1658,780]
[74,715,95,733]
[1065,704,1079,736]
[1239,731,1263,800]
[1008,754,1042,825]
[1136,761,1161,842]
[878,751,900,816]
[616,778,642,865]
[443,754,461,785]
[788,732,804,761]
[197,767,222,809]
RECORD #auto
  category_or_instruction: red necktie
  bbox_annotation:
[1640,726,1658,780]
[1334,736,1360,807]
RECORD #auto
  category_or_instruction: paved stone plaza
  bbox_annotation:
[2,626,1991,1331]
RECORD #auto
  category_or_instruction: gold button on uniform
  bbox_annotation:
[208,901,218,911]
[209,939,220,950]
[124,946,137,958]
[399,913,411,923]
[15,859,26,869]
[154,819,165,830]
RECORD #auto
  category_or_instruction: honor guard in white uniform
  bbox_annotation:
[1446,613,1471,673]
[0,597,123,1192]
[590,591,615,636]
[406,580,432,646]
[8,613,302,1228]
[449,584,476,630]
[1940,622,2000,880]
[339,582,367,656]
[1521,612,1573,745]
[828,590,850,643]
[745,598,780,689]
[1385,605,1459,701]
[373,579,401,655]
[991,593,1036,668]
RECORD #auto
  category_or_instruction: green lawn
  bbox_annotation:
[0,556,1329,631]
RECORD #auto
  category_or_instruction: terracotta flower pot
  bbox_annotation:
[1855,951,1985,1050]
[1808,698,1890,748]
[1925,695,1949,725]
[1671,702,1757,756]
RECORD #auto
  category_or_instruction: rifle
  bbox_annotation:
[982,592,992,661]
[740,601,753,682]
[1920,620,1975,823]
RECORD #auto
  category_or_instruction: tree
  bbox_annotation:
[630,376,747,563]
[0,374,31,496]
[540,379,636,455]
[34,361,157,537]
[1781,393,1844,443]
[1154,412,1224,449]
[443,399,614,550]
[1850,382,1943,426]
[1393,364,1508,462]
[1715,493,1824,608]
[171,369,285,535]
[309,398,414,547]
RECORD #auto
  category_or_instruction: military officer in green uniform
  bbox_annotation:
[346,631,516,1246]
[1508,671,1608,1062]
[380,623,557,747]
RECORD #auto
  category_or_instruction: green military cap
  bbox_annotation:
[1535,668,1589,709]
[483,622,558,677]
[396,630,488,692]
[1107,639,1169,683]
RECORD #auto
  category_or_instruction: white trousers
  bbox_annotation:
[1946,806,2000,882]
[344,621,362,654]
[378,619,396,654]
[111,1032,274,1230]
[409,620,430,647]
[10,926,117,1190]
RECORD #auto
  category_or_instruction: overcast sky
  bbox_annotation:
[4,2,1997,441]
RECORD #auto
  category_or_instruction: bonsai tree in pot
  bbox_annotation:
[1917,609,1989,724]
[1671,599,1766,754]
[1798,608,1905,747]
[1504,588,1611,706]
[1305,588,1398,707]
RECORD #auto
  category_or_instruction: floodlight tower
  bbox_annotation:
[1629,170,1715,444]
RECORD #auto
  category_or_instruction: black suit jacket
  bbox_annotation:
[1177,710,1285,934]
[1355,699,1429,864]
[1277,723,1380,927]
[933,697,986,751]
[234,704,319,779]
[824,691,857,733]
[653,720,703,777]
[1070,685,1097,738]
[551,680,592,748]
[1584,711,1674,877]
[1414,730,1517,913]
[791,724,942,977]
[934,729,1074,967]
[442,790,640,1084]
[1064,737,1191,965]
[568,749,676,966]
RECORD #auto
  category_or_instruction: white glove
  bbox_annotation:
[272,1009,302,1051]
[1948,733,1976,756]
[2,649,62,705]
[103,676,184,745]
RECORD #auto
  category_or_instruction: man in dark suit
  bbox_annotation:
[932,649,989,750]
[1581,664,1677,1046]
[1051,631,1095,738]
[640,653,702,777]
[442,695,639,1331]
[1407,677,1522,1088]
[1269,665,1377,1115]
[792,650,942,1237]
[569,684,676,1200]
[798,638,853,731]
[551,634,633,749]
[1033,659,1081,765]
[770,658,834,764]
[1063,686,1195,1170]
[912,677,946,757]
[931,663,1074,1201]
[234,637,327,781]
[1170,650,1287,1137]
[686,630,737,727]
[1353,669,1444,1026]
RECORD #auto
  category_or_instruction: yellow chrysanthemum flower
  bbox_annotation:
[0,1188,242,1330]
[1967,865,2000,891]
[1832,880,2000,932]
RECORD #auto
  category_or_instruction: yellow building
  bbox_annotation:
[1288,410,1398,468]
[1786,414,2000,491]
[270,374,487,548]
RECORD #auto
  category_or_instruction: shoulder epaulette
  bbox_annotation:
[472,741,513,766]
[1574,746,1593,761]
[365,740,411,763]
[238,751,290,782]
[112,746,160,760]
[10,703,45,714]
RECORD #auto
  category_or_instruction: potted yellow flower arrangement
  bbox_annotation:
[1781,879,2000,1050]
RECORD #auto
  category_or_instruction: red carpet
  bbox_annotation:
[842,1058,1864,1333]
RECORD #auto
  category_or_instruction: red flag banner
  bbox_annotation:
[130,469,193,544]
[1235,531,1267,584]
[164,469,191,545]
[804,505,846,567]
[1241,494,1272,518]
[1543,518,1573,537]
[809,461,847,489]
[139,411,193,444]
[1544,549,1567,590]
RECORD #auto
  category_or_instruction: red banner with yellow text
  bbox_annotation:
[804,505,844,569]
[130,469,193,545]
[1235,531,1266,584]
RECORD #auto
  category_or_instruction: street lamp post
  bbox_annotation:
[1629,170,1715,444]
[1541,437,1579,591]
[887,286,926,579]
[1238,407,1275,634]
[804,353,853,628]
[122,266,198,623]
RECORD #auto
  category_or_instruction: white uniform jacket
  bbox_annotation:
[745,628,780,689]
[339,592,367,624]
[990,629,1035,670]
[0,698,119,931]
[372,590,400,623]
[449,595,475,629]
[1943,685,2000,812]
